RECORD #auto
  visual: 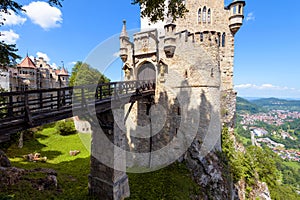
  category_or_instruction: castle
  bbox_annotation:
[104,0,246,198]
[119,0,245,156]
[0,56,69,92]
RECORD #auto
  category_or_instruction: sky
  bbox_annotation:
[1,0,300,99]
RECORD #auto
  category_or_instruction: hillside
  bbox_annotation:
[237,97,300,113]
[236,97,262,114]
[252,98,300,111]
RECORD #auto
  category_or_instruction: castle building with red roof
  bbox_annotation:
[0,55,69,91]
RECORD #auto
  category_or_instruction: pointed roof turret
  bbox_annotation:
[120,20,129,39]
[18,56,36,69]
[58,67,69,76]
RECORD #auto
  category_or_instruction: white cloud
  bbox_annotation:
[1,10,27,26]
[51,63,58,69]
[235,83,300,98]
[29,55,35,61]
[22,1,62,30]
[246,12,255,21]
[235,83,294,91]
[36,52,50,62]
[0,29,20,44]
[234,84,254,89]
[68,61,77,66]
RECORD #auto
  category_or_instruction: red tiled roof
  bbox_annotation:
[58,68,68,76]
[18,56,36,69]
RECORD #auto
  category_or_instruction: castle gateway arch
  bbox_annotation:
[137,62,156,81]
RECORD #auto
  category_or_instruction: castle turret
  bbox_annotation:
[228,0,246,35]
[119,20,130,62]
[57,67,69,87]
[164,23,176,58]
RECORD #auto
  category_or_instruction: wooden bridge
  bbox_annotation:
[0,80,155,142]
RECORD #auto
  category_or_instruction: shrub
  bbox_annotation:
[55,120,77,136]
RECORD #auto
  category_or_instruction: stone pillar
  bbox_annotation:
[88,110,130,200]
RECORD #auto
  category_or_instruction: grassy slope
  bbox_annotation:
[2,128,92,200]
[127,162,200,200]
[2,128,201,200]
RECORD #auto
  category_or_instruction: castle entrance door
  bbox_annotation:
[137,62,156,81]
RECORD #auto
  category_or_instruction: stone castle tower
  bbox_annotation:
[119,0,245,156]
[88,1,246,199]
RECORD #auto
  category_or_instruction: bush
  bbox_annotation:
[55,120,77,136]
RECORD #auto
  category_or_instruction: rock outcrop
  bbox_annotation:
[0,151,58,191]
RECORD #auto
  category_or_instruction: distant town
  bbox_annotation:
[239,109,300,162]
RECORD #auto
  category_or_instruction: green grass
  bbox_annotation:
[127,162,201,200]
[2,127,201,200]
[2,128,93,200]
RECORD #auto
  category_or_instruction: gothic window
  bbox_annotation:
[202,6,206,23]
[208,9,211,24]
[222,33,226,47]
[198,9,201,24]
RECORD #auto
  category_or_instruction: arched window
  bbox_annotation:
[208,9,211,24]
[222,32,226,47]
[202,6,206,23]
[198,9,201,24]
[238,5,242,14]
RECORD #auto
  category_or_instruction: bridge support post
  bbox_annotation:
[88,110,130,200]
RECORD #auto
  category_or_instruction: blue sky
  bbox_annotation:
[1,0,300,99]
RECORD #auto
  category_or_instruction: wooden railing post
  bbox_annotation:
[62,89,66,106]
[24,93,33,126]
[108,84,111,96]
[81,87,84,108]
[99,85,103,100]
[39,92,43,109]
[8,95,13,117]
[57,89,61,110]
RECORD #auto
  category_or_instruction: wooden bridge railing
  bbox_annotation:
[0,80,155,136]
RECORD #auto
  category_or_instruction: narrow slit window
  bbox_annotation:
[202,6,206,23]
[222,33,226,47]
[200,32,203,42]
[198,9,201,24]
[208,9,211,24]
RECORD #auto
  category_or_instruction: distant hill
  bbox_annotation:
[236,97,262,114]
[236,97,300,113]
[251,98,300,111]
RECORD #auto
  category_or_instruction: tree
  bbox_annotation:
[69,62,110,87]
[132,0,188,23]
[0,42,21,66]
